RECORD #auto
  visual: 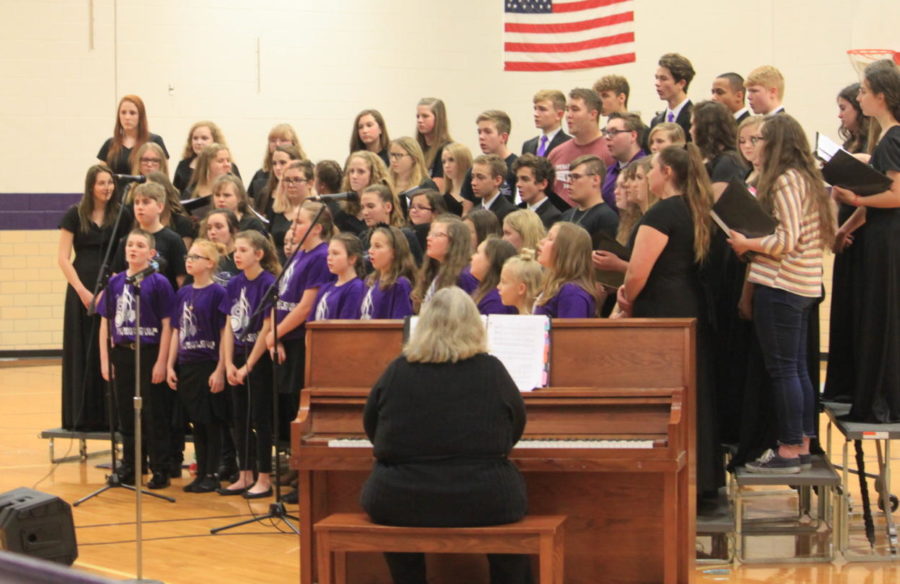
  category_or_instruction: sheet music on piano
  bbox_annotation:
[406,314,550,392]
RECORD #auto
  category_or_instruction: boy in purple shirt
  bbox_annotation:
[99,229,174,488]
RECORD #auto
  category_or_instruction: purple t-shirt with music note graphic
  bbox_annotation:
[311,278,366,321]
[275,242,335,341]
[220,271,276,350]
[99,272,175,346]
[360,277,414,320]
[172,283,227,364]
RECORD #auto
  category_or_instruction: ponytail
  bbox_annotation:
[657,144,714,262]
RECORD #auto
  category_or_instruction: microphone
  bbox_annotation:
[309,192,358,202]
[126,260,158,284]
[113,174,147,184]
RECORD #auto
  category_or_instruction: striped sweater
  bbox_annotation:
[747,169,824,298]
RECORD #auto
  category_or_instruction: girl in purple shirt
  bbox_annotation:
[218,230,280,498]
[412,214,477,311]
[362,225,417,319]
[166,239,228,493]
[469,237,518,315]
[312,233,367,320]
[534,222,597,318]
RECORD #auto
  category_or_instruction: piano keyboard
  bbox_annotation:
[327,438,654,449]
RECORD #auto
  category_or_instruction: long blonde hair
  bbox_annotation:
[390,136,430,191]
[503,210,545,251]
[535,223,596,309]
[502,248,543,314]
[341,151,394,216]
[404,287,486,363]
[441,142,473,195]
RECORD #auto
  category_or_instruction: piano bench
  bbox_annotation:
[314,513,566,584]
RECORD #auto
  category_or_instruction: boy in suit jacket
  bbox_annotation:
[522,89,571,158]
[470,154,517,224]
[513,154,562,229]
[711,72,750,123]
[649,53,696,141]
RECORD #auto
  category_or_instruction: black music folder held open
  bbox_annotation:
[710,178,777,238]
[591,231,630,288]
[816,132,892,196]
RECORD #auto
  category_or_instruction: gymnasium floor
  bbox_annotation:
[1,359,898,583]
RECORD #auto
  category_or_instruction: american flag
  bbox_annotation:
[504,0,636,72]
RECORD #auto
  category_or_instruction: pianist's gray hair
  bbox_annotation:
[404,287,486,363]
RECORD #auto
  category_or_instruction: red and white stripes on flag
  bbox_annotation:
[504,0,636,72]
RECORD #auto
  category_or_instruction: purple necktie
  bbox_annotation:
[537,135,549,157]
[667,112,675,122]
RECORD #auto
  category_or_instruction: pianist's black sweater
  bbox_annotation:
[360,353,528,527]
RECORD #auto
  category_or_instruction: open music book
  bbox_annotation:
[816,132,892,196]
[405,314,550,392]
[710,178,778,238]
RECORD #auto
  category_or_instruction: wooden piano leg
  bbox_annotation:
[316,530,332,584]
[334,551,347,584]
[663,471,678,583]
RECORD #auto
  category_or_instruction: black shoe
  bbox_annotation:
[194,476,220,493]
[281,488,299,504]
[243,487,273,499]
[117,470,136,485]
[183,477,201,493]
[147,473,171,489]
[216,485,247,496]
[217,465,239,484]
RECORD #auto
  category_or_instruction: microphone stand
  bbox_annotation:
[211,204,326,535]
[74,175,173,508]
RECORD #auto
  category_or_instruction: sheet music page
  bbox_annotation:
[485,315,550,392]
[816,132,842,162]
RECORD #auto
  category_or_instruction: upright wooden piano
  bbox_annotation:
[291,319,696,584]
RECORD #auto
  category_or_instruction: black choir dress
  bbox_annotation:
[629,196,723,497]
[59,205,132,430]
[848,126,900,422]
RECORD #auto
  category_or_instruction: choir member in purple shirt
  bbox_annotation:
[534,222,598,318]
[218,230,280,498]
[311,233,367,321]
[98,229,175,488]
[362,225,417,319]
[470,237,518,315]
[412,214,477,311]
[267,201,335,468]
[166,239,229,493]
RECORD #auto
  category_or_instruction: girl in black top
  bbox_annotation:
[97,94,168,175]
[350,109,391,167]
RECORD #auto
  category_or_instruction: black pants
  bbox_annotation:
[276,338,305,442]
[111,345,170,474]
[176,361,225,477]
[229,352,273,473]
[384,553,532,584]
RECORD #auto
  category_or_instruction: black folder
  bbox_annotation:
[821,149,893,196]
[182,195,212,212]
[711,178,777,238]
[591,231,630,288]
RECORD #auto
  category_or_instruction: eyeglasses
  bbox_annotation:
[283,177,307,185]
[185,254,209,262]
[602,129,631,138]
[140,157,162,164]
[389,152,408,160]
[749,136,766,145]
[410,205,433,212]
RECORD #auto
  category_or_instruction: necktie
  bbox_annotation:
[667,112,675,123]
[537,135,549,157]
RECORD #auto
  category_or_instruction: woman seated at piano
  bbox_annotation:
[361,286,532,584]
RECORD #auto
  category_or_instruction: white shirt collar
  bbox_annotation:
[482,191,501,210]
[528,197,548,212]
[733,107,749,120]
[666,97,690,123]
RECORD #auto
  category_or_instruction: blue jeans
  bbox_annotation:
[753,286,818,446]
